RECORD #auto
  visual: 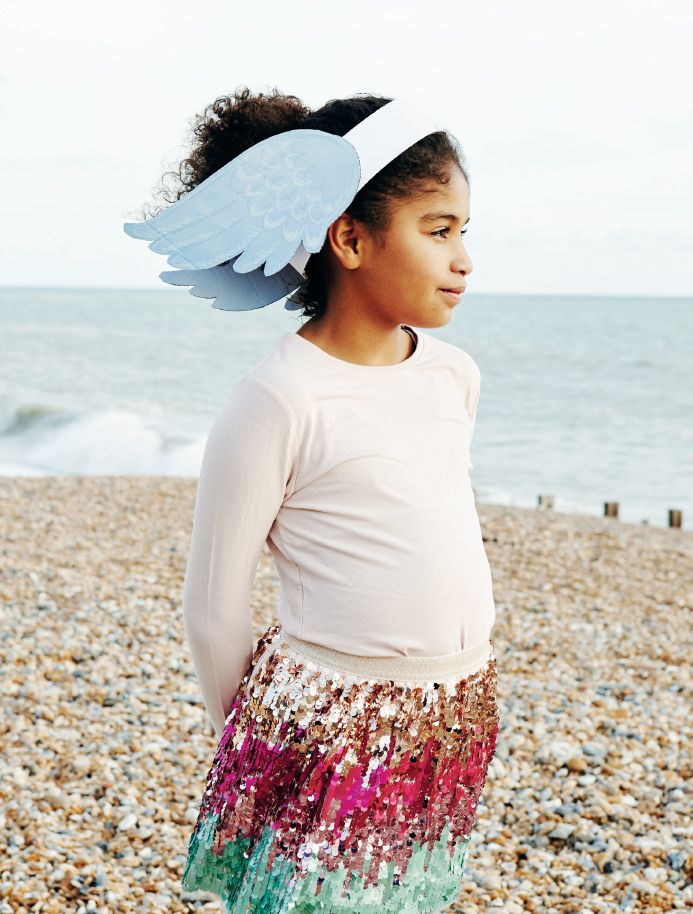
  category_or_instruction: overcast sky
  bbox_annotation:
[1,0,692,296]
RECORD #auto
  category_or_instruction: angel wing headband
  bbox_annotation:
[124,99,441,312]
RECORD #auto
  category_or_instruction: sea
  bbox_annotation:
[1,287,691,528]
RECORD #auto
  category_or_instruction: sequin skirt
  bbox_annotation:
[182,625,498,914]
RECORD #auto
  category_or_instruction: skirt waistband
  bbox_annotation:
[280,629,491,682]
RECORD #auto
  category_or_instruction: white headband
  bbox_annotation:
[288,99,442,274]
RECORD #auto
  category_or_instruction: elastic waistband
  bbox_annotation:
[280,630,492,683]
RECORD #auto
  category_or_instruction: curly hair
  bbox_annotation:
[149,87,467,319]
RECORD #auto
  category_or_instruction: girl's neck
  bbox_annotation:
[296,308,415,368]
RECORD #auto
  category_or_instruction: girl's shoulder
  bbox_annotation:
[417,331,481,387]
[232,332,322,414]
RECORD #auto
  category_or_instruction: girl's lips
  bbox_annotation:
[439,288,465,303]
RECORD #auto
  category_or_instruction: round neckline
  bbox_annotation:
[287,326,424,373]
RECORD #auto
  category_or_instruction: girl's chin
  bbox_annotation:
[407,308,454,329]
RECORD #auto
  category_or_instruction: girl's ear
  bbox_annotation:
[326,214,363,270]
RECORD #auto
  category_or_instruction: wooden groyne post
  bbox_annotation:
[538,495,554,510]
[604,502,619,519]
[669,510,683,529]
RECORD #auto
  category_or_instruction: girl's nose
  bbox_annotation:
[453,242,473,277]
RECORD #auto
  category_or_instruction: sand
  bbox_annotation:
[1,476,692,914]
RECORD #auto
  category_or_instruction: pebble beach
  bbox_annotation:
[1,476,692,914]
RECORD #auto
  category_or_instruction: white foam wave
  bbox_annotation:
[1,409,206,477]
[0,462,46,477]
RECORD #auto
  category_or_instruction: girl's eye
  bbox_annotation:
[432,227,468,238]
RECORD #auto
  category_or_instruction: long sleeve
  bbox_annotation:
[182,375,296,735]
[464,361,481,435]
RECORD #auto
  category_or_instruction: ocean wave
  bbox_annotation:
[0,408,206,477]
[0,403,65,436]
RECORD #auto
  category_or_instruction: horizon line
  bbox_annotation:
[1,285,692,302]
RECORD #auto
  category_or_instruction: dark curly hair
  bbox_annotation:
[150,87,468,319]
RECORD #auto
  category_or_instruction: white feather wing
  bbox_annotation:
[124,130,360,275]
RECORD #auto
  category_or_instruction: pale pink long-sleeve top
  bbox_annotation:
[182,328,496,734]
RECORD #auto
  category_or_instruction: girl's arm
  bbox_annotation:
[464,357,481,435]
[182,376,296,735]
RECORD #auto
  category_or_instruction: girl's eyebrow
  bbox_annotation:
[419,213,471,225]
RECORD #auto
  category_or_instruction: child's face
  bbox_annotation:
[360,167,472,329]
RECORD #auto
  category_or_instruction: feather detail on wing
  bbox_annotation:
[159,257,303,312]
[124,130,360,275]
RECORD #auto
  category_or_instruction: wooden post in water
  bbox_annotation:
[604,502,619,519]
[669,510,683,529]
[538,495,554,511]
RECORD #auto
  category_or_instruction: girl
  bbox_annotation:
[135,88,498,914]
